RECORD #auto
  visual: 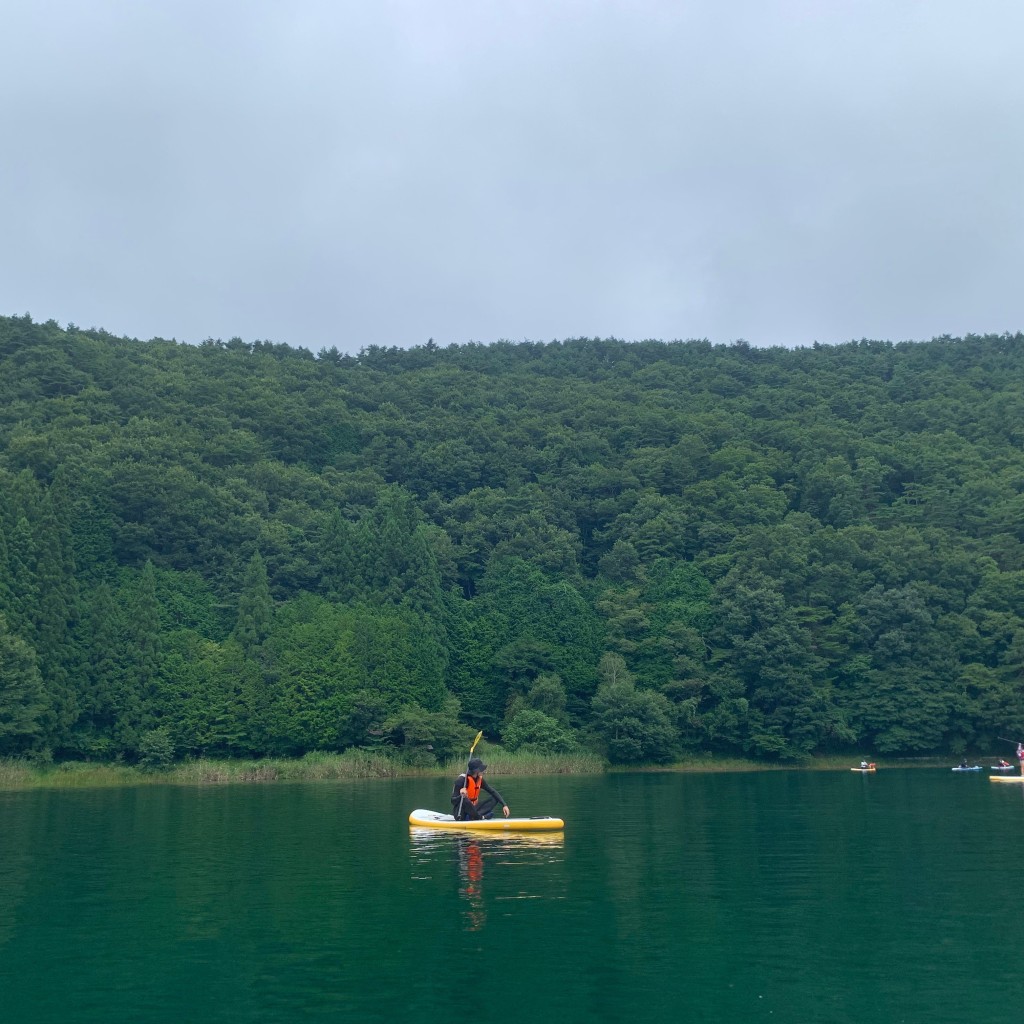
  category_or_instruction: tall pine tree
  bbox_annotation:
[0,614,46,755]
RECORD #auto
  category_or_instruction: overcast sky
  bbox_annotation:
[3,1,1022,354]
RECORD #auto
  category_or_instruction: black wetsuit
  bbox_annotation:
[450,773,507,820]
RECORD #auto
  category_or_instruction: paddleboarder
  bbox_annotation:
[452,757,511,821]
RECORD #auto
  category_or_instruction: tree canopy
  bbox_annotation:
[2,315,1022,762]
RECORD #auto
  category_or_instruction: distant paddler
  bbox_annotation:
[996,737,1024,770]
[990,738,1024,782]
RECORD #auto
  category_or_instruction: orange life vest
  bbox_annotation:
[465,773,482,803]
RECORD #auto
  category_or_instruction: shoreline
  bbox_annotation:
[0,751,967,791]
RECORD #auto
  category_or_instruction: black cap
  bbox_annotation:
[468,757,487,772]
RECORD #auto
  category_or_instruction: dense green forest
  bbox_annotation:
[1,314,1022,764]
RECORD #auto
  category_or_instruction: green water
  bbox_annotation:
[2,769,1022,1023]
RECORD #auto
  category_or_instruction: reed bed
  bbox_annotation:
[0,760,145,789]
[445,749,605,776]
[0,748,605,790]
[3,750,938,791]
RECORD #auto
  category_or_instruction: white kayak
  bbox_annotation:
[990,765,1016,771]
[408,808,564,832]
[951,766,983,772]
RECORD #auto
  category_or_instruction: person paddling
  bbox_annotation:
[452,758,510,821]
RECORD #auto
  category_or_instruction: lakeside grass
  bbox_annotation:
[0,748,606,791]
[645,753,959,772]
[0,749,958,791]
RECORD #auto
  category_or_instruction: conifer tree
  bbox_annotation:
[0,517,11,614]
[32,494,80,746]
[74,582,120,756]
[233,551,273,654]
[0,614,47,755]
[6,517,38,639]
[116,561,162,751]
[320,512,361,602]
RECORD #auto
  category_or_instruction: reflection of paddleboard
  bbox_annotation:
[409,828,564,850]
[409,808,564,831]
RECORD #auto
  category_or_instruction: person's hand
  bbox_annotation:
[503,805,510,817]
[460,787,468,796]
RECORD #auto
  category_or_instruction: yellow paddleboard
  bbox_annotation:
[409,808,564,831]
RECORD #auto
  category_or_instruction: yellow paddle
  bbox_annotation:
[454,730,484,821]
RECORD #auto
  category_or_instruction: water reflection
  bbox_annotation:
[457,838,485,931]
[0,795,36,949]
[408,827,566,861]
[409,828,565,932]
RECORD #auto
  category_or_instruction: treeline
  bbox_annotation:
[1,314,1022,764]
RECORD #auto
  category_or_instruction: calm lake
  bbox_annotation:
[2,768,1022,1023]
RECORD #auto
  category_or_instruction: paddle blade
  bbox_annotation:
[469,730,483,755]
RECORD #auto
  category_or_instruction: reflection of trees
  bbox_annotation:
[0,794,38,948]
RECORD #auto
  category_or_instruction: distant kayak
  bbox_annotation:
[951,766,983,772]
[851,765,876,773]
[990,765,1016,771]
[408,809,565,832]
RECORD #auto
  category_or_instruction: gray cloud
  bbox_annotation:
[3,0,1022,352]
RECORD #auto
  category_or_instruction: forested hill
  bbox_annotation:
[2,314,1023,764]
